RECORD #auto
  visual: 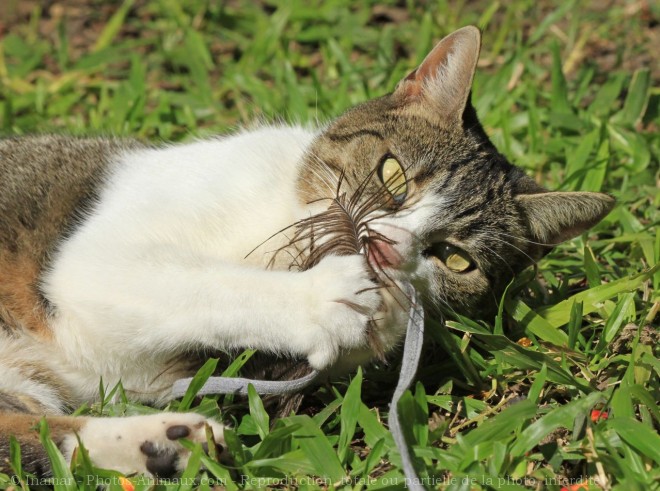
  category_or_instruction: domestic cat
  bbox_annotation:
[0,26,614,477]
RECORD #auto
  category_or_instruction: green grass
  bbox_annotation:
[1,0,659,490]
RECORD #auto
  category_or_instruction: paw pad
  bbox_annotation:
[165,425,191,440]
[140,441,179,478]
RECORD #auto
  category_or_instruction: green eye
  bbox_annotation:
[378,156,407,202]
[428,243,474,273]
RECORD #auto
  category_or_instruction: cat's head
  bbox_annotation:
[297,26,614,319]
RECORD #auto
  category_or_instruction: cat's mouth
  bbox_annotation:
[366,238,402,270]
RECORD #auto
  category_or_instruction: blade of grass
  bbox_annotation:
[283,415,345,482]
[537,266,657,327]
[247,384,270,440]
[92,0,136,53]
[611,68,651,126]
[506,298,569,345]
[338,367,363,464]
[607,418,660,465]
[38,419,78,491]
[177,358,218,411]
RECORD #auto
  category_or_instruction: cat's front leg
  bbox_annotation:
[301,254,383,369]
[46,249,383,378]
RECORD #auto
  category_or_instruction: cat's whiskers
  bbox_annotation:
[474,236,539,310]
[488,229,558,248]
[483,234,537,266]
[477,241,517,276]
[313,171,337,197]
[306,150,345,196]
[424,283,461,323]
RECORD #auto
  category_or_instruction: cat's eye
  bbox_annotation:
[378,156,407,203]
[427,243,475,273]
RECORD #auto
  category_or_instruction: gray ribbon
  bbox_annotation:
[171,366,320,397]
[170,283,425,489]
[388,283,425,490]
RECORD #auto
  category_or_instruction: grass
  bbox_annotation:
[0,0,658,490]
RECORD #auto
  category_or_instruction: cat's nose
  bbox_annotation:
[367,239,402,270]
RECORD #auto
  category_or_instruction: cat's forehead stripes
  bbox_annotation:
[325,128,385,143]
[320,105,514,203]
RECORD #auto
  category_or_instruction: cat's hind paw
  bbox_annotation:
[68,413,226,478]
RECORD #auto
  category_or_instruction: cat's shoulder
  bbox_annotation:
[181,123,317,156]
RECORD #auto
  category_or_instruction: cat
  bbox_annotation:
[0,26,614,478]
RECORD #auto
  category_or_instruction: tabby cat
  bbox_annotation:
[0,26,613,477]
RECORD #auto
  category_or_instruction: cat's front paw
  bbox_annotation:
[305,255,381,369]
[70,413,226,478]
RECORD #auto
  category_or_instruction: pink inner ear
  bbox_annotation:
[401,38,457,98]
[401,70,422,97]
[412,37,458,83]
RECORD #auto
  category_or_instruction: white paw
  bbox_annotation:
[369,282,412,349]
[304,254,382,369]
[324,280,413,377]
[69,413,225,477]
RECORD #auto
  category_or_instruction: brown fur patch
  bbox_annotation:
[0,413,85,439]
[0,412,87,475]
[0,254,50,337]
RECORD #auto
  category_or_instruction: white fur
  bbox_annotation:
[42,125,385,404]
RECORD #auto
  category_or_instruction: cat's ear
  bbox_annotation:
[394,25,481,121]
[516,191,615,246]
